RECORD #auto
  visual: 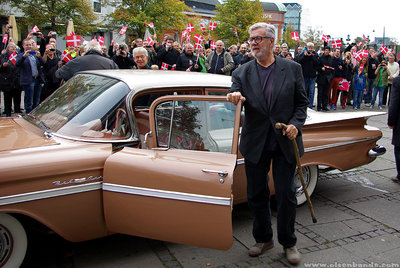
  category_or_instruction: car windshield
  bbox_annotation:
[30,73,132,140]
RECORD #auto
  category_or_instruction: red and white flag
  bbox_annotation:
[291,32,299,41]
[234,28,238,37]
[359,49,369,58]
[147,36,154,46]
[31,25,40,33]
[321,34,330,42]
[119,26,127,35]
[98,36,104,46]
[61,51,72,63]
[186,24,194,32]
[8,52,17,65]
[193,34,204,44]
[161,62,169,70]
[186,33,191,42]
[200,24,206,31]
[363,34,370,42]
[145,22,154,29]
[354,51,362,62]
[66,34,81,47]
[186,66,191,72]
[181,30,188,39]
[379,45,388,55]
[209,22,217,31]
[331,39,342,48]
[194,42,201,50]
[2,34,8,44]
[210,41,216,49]
[359,64,364,72]
[357,42,363,47]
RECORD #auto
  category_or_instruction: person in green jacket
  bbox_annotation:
[371,60,391,109]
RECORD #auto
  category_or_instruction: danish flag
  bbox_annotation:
[66,34,81,47]
[193,34,204,44]
[8,52,17,65]
[98,36,104,46]
[194,42,201,50]
[291,32,299,41]
[119,26,127,35]
[359,49,369,58]
[31,25,40,33]
[234,28,238,37]
[186,33,191,42]
[331,39,342,48]
[2,34,8,44]
[321,34,330,42]
[161,62,169,70]
[186,24,194,32]
[379,45,388,55]
[357,42,363,47]
[200,24,206,31]
[359,64,364,72]
[145,22,154,29]
[209,22,217,31]
[354,51,362,62]
[363,34,370,42]
[61,51,72,63]
[210,41,216,49]
[181,30,188,39]
[147,36,154,46]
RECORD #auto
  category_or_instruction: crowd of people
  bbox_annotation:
[0,22,399,116]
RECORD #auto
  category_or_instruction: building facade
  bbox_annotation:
[283,3,301,35]
[261,2,287,41]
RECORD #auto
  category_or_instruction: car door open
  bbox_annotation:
[102,95,242,250]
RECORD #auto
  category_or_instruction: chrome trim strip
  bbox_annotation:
[0,182,102,206]
[304,137,379,153]
[236,159,245,165]
[103,183,231,206]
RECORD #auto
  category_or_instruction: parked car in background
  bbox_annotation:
[0,70,385,267]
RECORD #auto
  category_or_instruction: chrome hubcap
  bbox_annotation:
[294,166,311,197]
[0,224,13,266]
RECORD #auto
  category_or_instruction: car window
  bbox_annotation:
[31,74,132,140]
[154,100,236,153]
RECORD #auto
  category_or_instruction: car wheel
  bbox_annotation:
[0,214,28,268]
[294,165,318,206]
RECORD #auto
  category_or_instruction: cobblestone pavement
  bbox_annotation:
[14,104,400,267]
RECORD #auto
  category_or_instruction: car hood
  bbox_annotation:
[0,117,59,152]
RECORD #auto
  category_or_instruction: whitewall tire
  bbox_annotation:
[294,165,318,206]
[0,214,28,268]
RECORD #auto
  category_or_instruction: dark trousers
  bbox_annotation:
[2,89,22,116]
[383,83,392,106]
[395,146,400,179]
[317,82,329,110]
[245,146,297,248]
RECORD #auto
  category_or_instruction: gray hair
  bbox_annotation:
[6,42,16,51]
[85,40,102,54]
[132,47,148,57]
[306,42,314,47]
[248,22,276,42]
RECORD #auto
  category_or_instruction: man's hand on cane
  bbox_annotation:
[282,124,298,140]
[227,92,246,105]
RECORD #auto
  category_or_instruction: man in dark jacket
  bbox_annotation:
[388,76,400,182]
[56,40,118,81]
[317,46,334,111]
[175,43,202,72]
[366,49,379,106]
[15,38,45,113]
[112,43,135,69]
[156,35,179,70]
[297,42,319,108]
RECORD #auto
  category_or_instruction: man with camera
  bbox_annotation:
[15,38,45,113]
[112,43,135,69]
[297,42,319,109]
[156,35,179,70]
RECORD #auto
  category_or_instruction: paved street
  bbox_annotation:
[16,105,400,267]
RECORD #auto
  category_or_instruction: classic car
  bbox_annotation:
[0,70,385,267]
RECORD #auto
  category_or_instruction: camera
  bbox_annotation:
[49,48,56,52]
[32,32,39,36]
[8,25,13,29]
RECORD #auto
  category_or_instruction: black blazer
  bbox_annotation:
[388,76,400,147]
[229,56,309,164]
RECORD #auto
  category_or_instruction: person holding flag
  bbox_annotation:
[175,43,202,72]
[156,35,179,70]
[0,42,21,116]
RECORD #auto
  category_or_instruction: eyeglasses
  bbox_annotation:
[248,36,271,44]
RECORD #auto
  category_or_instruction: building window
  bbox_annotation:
[93,1,101,13]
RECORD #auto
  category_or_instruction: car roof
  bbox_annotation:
[79,70,232,93]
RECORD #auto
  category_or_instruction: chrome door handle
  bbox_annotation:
[201,169,228,178]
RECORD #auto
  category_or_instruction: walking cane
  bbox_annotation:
[275,122,317,223]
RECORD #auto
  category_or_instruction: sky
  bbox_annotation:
[274,0,399,43]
